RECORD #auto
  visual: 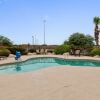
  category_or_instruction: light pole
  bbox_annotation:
[32,35,34,48]
[34,34,36,45]
[43,19,46,45]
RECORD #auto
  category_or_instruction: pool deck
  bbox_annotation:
[0,55,100,100]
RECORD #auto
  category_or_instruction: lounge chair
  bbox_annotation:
[40,49,44,54]
[63,52,69,58]
[75,50,81,56]
[36,49,40,54]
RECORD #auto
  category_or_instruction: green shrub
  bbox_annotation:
[7,47,17,54]
[18,47,28,55]
[90,47,100,56]
[8,46,27,55]
[54,45,70,55]
[0,48,11,57]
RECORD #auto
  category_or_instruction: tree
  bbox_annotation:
[93,16,100,46]
[85,35,94,47]
[63,40,69,45]
[68,33,94,55]
[68,33,86,49]
[0,35,13,46]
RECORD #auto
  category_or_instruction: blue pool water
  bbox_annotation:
[0,57,100,74]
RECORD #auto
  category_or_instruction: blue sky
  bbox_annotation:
[0,0,100,45]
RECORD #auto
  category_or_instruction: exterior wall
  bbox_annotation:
[18,44,58,52]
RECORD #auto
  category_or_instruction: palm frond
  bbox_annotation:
[93,16,100,25]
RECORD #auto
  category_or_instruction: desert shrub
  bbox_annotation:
[7,47,17,54]
[8,46,27,55]
[54,45,70,55]
[18,47,27,55]
[90,47,100,56]
[0,48,11,57]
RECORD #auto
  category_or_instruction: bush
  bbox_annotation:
[0,48,11,57]
[18,47,28,55]
[90,47,100,56]
[7,46,27,55]
[54,45,70,55]
[29,48,36,53]
[7,47,17,54]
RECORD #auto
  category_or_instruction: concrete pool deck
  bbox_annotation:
[0,55,100,100]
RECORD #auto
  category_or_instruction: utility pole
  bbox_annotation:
[32,35,34,48]
[43,19,46,45]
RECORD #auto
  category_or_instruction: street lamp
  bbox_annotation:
[43,19,46,45]
[32,35,34,48]
[34,34,36,45]
[43,19,47,54]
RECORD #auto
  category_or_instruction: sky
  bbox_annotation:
[0,0,100,45]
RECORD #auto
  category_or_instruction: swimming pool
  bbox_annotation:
[0,57,100,74]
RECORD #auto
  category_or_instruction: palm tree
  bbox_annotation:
[93,16,100,46]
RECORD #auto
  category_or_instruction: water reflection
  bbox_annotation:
[15,63,22,71]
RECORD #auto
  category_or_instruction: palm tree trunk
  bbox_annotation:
[95,25,99,46]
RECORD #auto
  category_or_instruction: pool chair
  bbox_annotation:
[36,49,40,54]
[63,52,69,58]
[15,51,21,60]
[40,49,44,54]
[75,50,81,56]
[45,49,48,54]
